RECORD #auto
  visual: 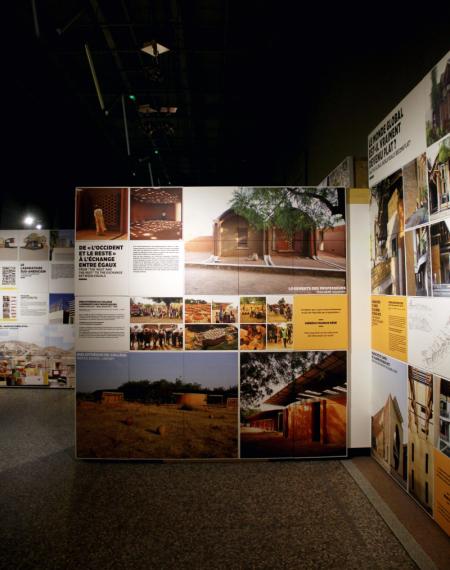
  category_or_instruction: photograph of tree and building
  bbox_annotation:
[370,170,406,295]
[184,187,346,295]
[425,57,449,148]
[240,351,347,458]
[76,352,238,459]
[427,135,450,222]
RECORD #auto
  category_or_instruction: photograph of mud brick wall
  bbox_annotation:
[240,351,347,458]
[408,366,434,514]
[76,187,128,240]
[372,394,407,486]
[184,186,347,295]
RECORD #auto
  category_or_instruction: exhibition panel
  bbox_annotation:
[0,229,75,388]
[75,186,350,461]
[369,51,450,536]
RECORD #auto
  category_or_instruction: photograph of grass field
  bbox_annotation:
[240,297,266,323]
[76,352,238,459]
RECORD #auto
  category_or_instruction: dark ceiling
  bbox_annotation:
[4,1,450,228]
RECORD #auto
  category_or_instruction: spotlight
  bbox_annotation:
[138,104,158,115]
[159,106,177,114]
[141,41,170,58]
[36,224,42,230]
[24,215,34,226]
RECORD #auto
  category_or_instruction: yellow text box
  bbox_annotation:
[293,295,348,350]
[371,295,407,361]
[434,449,450,536]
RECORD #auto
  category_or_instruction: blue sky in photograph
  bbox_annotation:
[129,352,238,389]
[77,352,239,392]
[76,353,128,392]
[183,353,237,389]
[129,353,183,382]
[52,229,74,243]
[49,293,74,310]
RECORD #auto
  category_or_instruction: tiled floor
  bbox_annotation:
[0,389,446,569]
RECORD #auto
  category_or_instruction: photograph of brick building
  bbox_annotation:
[370,170,406,295]
[240,351,347,458]
[184,187,346,295]
[407,366,434,515]
[372,394,407,487]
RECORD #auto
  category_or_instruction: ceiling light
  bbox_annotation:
[160,106,177,114]
[24,216,34,226]
[138,104,158,114]
[141,41,170,58]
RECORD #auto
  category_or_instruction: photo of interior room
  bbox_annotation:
[76,187,128,240]
[130,187,182,240]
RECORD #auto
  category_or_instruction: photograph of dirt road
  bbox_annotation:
[76,352,238,459]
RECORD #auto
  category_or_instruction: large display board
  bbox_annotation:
[75,186,349,460]
[0,229,75,387]
[369,51,450,536]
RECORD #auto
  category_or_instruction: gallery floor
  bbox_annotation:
[1,391,448,569]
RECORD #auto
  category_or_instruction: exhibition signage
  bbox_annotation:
[0,229,75,388]
[74,186,349,460]
[368,50,450,535]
